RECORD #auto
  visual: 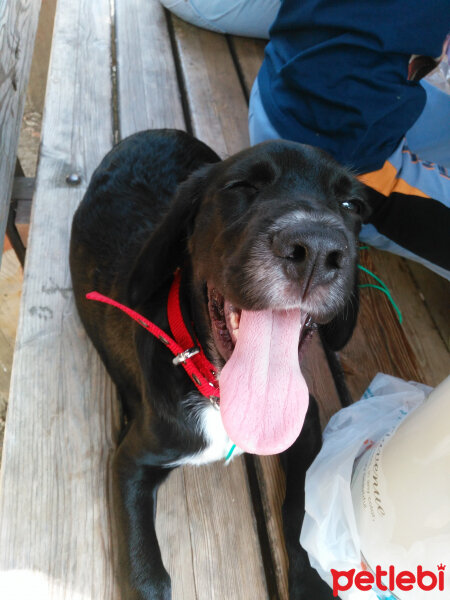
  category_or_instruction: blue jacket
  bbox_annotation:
[258,0,450,173]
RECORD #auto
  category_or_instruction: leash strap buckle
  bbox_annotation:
[172,346,200,366]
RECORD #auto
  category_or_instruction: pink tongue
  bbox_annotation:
[220,308,309,455]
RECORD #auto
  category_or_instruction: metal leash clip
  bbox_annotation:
[172,346,200,366]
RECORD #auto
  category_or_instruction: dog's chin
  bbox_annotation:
[206,283,319,363]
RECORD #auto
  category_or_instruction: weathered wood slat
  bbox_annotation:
[368,251,449,385]
[115,0,185,138]
[116,6,269,599]
[229,36,267,96]
[0,250,22,459]
[183,461,268,599]
[0,0,42,264]
[0,1,122,598]
[407,261,450,353]
[341,249,450,400]
[172,16,250,157]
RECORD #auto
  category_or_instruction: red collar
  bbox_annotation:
[86,270,220,403]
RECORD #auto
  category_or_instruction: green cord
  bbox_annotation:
[358,264,391,290]
[225,444,236,462]
[357,264,403,324]
[359,284,403,324]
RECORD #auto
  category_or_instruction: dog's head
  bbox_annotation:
[129,140,369,454]
[129,140,369,353]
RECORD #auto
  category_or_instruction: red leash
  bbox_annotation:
[86,270,220,402]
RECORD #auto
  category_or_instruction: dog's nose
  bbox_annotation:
[272,224,348,286]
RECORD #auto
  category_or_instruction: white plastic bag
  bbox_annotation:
[300,373,432,600]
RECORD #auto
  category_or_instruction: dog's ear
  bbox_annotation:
[319,275,359,351]
[128,164,215,307]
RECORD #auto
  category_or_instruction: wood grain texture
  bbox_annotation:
[157,463,269,600]
[117,5,269,599]
[341,249,449,401]
[171,16,250,157]
[367,251,449,385]
[0,0,42,264]
[407,261,450,352]
[0,1,122,598]
[115,0,185,138]
[183,461,268,600]
[229,36,266,96]
[0,250,22,464]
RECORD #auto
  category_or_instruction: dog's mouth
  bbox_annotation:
[208,287,241,361]
[207,286,316,363]
[207,284,316,456]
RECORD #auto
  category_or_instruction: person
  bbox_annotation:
[160,0,450,280]
[158,0,280,39]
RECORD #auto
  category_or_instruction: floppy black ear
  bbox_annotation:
[128,164,215,307]
[319,275,359,351]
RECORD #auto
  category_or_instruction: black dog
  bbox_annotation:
[70,129,368,599]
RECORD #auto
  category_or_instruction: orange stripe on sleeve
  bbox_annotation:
[357,161,430,198]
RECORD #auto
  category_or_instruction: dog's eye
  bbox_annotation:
[222,180,259,193]
[340,199,361,214]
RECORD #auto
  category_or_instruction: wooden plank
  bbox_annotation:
[115,0,185,138]
[0,1,122,598]
[407,261,450,352]
[0,250,22,464]
[172,16,250,157]
[155,469,198,599]
[183,461,268,599]
[157,463,269,600]
[340,249,450,401]
[229,36,266,96]
[368,251,450,385]
[116,5,269,599]
[26,0,57,111]
[0,0,42,264]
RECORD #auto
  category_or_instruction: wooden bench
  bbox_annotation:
[0,1,42,264]
[0,1,448,598]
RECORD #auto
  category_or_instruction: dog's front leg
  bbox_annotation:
[113,428,173,600]
[280,395,335,600]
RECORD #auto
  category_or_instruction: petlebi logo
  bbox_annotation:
[331,564,446,598]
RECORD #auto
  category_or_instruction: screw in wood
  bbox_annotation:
[66,173,82,186]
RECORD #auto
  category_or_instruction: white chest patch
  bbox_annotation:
[169,403,244,467]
